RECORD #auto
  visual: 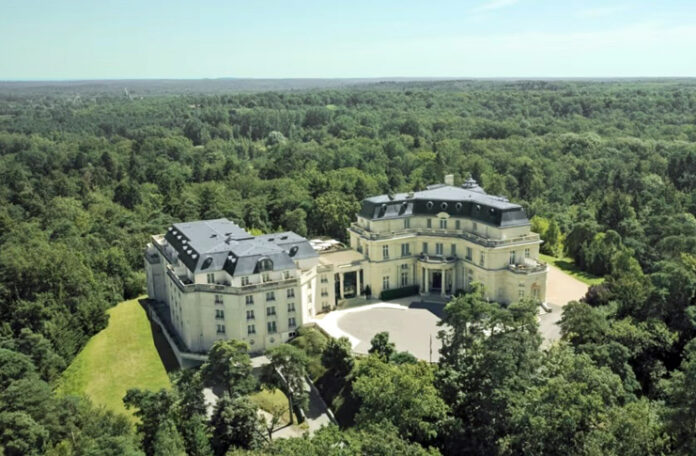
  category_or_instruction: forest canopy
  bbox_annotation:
[1,79,696,455]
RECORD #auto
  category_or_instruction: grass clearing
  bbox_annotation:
[56,297,171,419]
[540,254,605,286]
[250,388,291,424]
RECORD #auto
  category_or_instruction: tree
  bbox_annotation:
[210,394,262,455]
[368,331,396,360]
[662,338,696,453]
[152,418,186,456]
[0,411,49,456]
[500,345,631,455]
[123,389,175,456]
[262,344,309,424]
[200,339,256,397]
[435,284,542,454]
[321,336,354,376]
[353,356,447,446]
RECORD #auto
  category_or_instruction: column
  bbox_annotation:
[356,270,362,297]
[424,267,429,295]
[441,268,446,297]
[339,273,345,299]
[452,267,457,294]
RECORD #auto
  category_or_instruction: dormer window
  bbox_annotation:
[256,257,273,273]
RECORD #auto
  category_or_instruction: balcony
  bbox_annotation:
[166,265,298,295]
[417,253,457,264]
[349,223,540,248]
[507,261,547,274]
[144,250,160,264]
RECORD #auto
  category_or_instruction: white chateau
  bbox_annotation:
[145,176,546,364]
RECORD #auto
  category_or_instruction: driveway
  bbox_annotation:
[538,264,590,346]
[315,303,442,362]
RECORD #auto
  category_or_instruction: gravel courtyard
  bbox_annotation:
[315,265,590,360]
[315,303,443,362]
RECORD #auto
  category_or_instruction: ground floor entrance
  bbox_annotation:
[430,271,442,293]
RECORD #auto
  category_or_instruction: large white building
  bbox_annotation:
[342,176,547,303]
[145,219,322,362]
[144,176,547,363]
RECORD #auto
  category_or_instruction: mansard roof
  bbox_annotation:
[164,218,317,275]
[358,180,529,227]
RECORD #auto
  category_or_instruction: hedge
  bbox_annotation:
[379,285,420,301]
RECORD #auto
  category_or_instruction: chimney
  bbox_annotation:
[444,174,454,186]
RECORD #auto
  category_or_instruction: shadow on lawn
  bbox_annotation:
[139,299,180,372]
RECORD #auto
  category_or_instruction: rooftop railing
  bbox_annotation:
[166,265,298,295]
[349,223,540,248]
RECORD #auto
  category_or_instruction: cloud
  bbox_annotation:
[472,0,519,13]
[576,5,628,19]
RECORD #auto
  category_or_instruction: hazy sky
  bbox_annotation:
[1,0,695,79]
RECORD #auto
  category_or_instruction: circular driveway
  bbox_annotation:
[315,303,442,362]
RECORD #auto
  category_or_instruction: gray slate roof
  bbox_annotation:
[163,219,317,275]
[358,180,529,227]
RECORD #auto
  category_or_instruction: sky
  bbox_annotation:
[0,0,695,80]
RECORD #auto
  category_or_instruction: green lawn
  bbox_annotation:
[56,297,171,419]
[539,254,605,286]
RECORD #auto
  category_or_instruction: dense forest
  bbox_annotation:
[1,79,696,455]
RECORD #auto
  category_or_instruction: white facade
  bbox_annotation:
[145,221,322,355]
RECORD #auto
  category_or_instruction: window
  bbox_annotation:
[440,219,447,229]
[382,245,389,260]
[401,243,410,257]
[283,270,290,279]
[401,271,408,287]
[473,222,478,232]
[382,276,390,291]
[266,291,275,301]
[435,243,443,255]
[427,218,432,228]
[518,289,525,298]
[321,288,328,297]
[288,317,296,328]
[258,258,273,272]
[246,310,254,320]
[322,302,330,311]
[287,288,295,298]
[509,251,516,265]
[479,252,485,267]
[247,324,256,335]
[287,302,295,312]
[215,309,224,319]
[422,242,428,254]
[525,248,530,259]
[466,247,473,260]
[206,273,215,284]
[455,220,461,230]
[245,295,254,306]
[262,272,271,283]
[451,244,457,256]
[214,295,223,305]
[401,263,409,270]
[320,274,328,283]
[216,324,226,334]
[267,321,277,334]
[241,276,249,286]
[266,306,276,316]
[404,218,410,229]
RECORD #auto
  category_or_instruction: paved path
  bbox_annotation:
[538,264,590,346]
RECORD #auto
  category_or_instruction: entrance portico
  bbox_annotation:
[418,254,457,297]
